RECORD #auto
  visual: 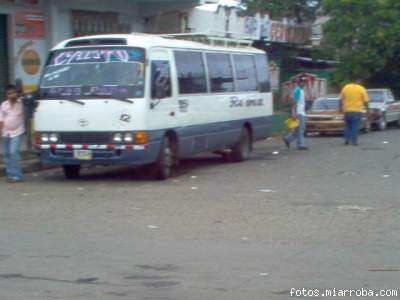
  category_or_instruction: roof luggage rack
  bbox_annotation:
[160,30,254,47]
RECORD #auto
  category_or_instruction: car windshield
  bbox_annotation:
[311,98,340,111]
[40,47,145,99]
[368,91,384,103]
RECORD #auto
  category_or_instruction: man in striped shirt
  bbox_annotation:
[0,85,25,182]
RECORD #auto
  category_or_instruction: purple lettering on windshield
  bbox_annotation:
[52,49,143,65]
[47,86,130,98]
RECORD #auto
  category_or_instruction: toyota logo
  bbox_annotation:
[78,119,89,127]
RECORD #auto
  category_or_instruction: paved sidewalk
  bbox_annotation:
[0,136,46,177]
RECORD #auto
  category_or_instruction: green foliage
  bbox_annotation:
[323,0,400,92]
[241,0,321,23]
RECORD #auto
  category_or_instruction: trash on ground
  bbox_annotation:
[338,205,375,212]
[259,189,275,193]
[76,187,85,191]
[191,186,199,190]
[382,141,389,144]
[147,225,158,229]
[272,151,280,155]
[339,171,356,176]
[259,273,269,276]
[190,176,197,179]
[382,174,390,178]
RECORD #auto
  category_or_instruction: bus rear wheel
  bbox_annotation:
[63,165,81,179]
[153,136,175,180]
[231,127,252,162]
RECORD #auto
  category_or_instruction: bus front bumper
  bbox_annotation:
[35,143,160,166]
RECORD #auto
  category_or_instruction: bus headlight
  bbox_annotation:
[124,133,134,143]
[49,133,59,143]
[41,133,49,143]
[113,133,123,143]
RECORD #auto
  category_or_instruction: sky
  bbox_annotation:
[196,0,242,11]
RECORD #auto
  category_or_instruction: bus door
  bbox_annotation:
[148,48,182,130]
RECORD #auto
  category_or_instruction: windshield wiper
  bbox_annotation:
[109,97,133,104]
[61,98,85,105]
[40,95,85,105]
[83,94,133,104]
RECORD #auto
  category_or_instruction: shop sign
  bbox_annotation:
[15,11,45,39]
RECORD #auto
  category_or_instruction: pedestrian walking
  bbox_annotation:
[0,84,25,182]
[283,77,308,150]
[340,79,369,146]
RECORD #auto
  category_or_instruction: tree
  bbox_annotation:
[241,0,322,23]
[323,0,400,92]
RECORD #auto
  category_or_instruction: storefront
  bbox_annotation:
[0,0,206,94]
[0,0,46,95]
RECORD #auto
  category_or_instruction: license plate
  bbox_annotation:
[73,149,92,160]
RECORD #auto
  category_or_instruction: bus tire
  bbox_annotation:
[153,136,175,180]
[231,127,252,162]
[63,165,81,179]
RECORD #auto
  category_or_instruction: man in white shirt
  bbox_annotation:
[283,78,308,150]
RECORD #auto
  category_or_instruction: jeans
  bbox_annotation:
[285,114,306,148]
[344,112,362,145]
[2,134,23,180]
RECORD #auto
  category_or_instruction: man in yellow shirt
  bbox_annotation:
[340,79,369,145]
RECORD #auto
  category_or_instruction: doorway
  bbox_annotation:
[0,14,9,100]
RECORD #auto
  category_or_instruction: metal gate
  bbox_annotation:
[0,14,9,100]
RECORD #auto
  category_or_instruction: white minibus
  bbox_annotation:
[33,33,273,179]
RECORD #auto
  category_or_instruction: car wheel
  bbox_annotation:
[362,121,371,133]
[378,116,387,131]
[231,127,252,162]
[63,165,81,179]
[396,118,400,128]
[153,136,175,180]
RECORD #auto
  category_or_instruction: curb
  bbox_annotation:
[0,155,56,177]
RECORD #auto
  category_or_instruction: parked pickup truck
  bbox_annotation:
[367,89,400,130]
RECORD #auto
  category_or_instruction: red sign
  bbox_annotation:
[0,0,39,4]
[283,72,327,102]
[15,11,45,39]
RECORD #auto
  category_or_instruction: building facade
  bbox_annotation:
[0,0,208,97]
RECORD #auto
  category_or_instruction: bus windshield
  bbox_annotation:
[40,47,145,99]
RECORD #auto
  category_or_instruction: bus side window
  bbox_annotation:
[233,55,258,92]
[206,53,235,93]
[151,60,172,99]
[255,54,271,93]
[174,51,207,94]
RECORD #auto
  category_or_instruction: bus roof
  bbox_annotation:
[52,33,266,54]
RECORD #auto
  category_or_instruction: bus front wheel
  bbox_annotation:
[153,136,175,180]
[231,127,252,162]
[63,165,81,179]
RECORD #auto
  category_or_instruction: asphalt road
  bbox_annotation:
[1,128,400,300]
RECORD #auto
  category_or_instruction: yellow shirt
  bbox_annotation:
[340,83,369,112]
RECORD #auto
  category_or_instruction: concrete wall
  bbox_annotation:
[45,0,143,47]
